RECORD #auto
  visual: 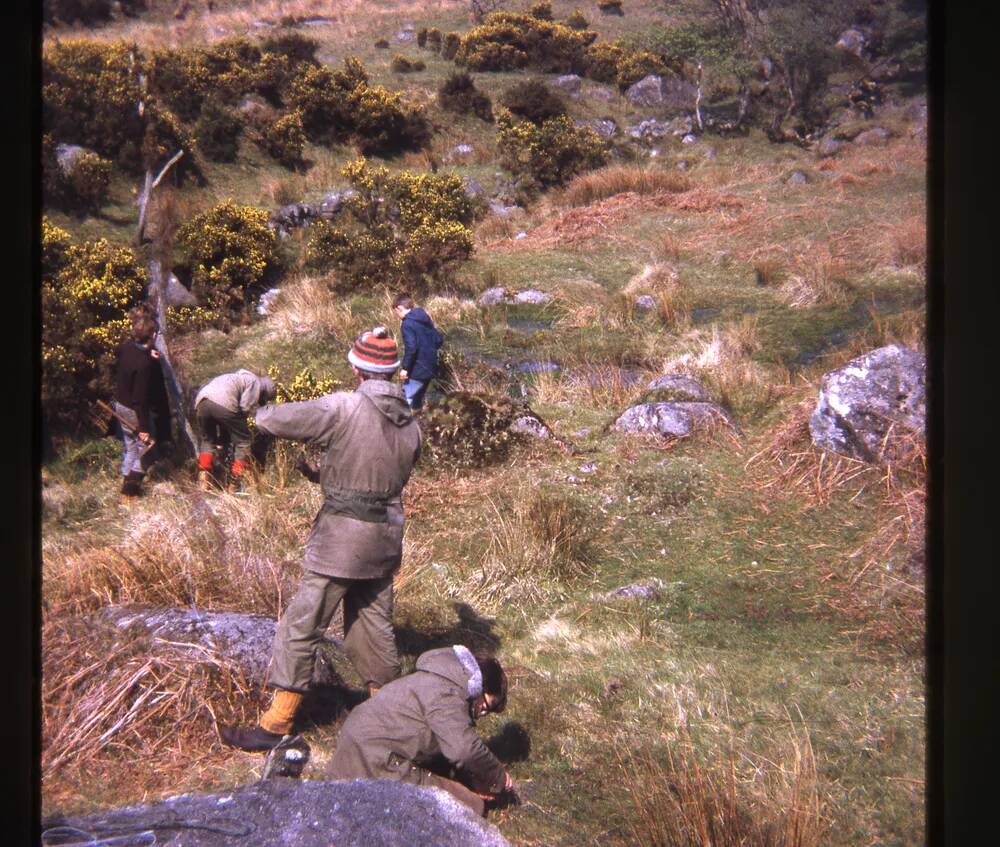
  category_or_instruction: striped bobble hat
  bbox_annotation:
[347,326,400,373]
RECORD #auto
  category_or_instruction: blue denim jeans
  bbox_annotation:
[114,401,155,477]
[402,379,428,410]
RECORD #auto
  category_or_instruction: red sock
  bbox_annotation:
[231,458,247,477]
[198,452,214,470]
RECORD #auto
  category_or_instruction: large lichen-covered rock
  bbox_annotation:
[98,605,344,688]
[625,74,697,110]
[42,779,510,847]
[612,401,733,439]
[809,344,925,462]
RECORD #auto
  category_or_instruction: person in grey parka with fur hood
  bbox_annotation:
[327,646,514,817]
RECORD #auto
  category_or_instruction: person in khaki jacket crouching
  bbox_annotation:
[220,327,421,752]
[327,646,515,817]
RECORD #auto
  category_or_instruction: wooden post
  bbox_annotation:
[136,149,184,246]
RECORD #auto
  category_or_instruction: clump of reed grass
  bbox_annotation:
[555,165,692,208]
[459,488,599,611]
[779,258,855,309]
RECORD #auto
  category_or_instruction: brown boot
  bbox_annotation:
[119,472,143,504]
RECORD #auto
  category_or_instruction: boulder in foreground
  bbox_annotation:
[43,778,511,847]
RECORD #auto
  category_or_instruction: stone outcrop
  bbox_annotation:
[42,779,510,847]
[809,344,925,462]
[98,605,343,688]
[612,401,734,439]
[644,374,711,402]
[625,75,698,110]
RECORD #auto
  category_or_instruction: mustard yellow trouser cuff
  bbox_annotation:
[259,689,303,735]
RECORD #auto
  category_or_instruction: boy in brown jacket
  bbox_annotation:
[220,328,421,753]
[327,646,514,817]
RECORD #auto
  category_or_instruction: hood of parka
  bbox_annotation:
[403,307,435,328]
[415,645,483,700]
[356,378,413,427]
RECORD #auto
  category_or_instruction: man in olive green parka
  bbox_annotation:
[220,327,421,753]
[328,645,514,817]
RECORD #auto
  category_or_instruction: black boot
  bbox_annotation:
[218,723,285,752]
[120,473,142,503]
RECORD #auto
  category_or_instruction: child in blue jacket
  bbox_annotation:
[392,293,444,410]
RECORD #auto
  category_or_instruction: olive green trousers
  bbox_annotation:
[267,569,400,691]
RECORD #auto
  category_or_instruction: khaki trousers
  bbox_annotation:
[267,569,400,691]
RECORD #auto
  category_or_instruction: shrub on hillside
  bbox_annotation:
[598,0,624,15]
[176,201,280,319]
[496,108,608,189]
[260,31,320,66]
[499,79,566,124]
[417,28,429,48]
[582,40,627,84]
[456,12,597,74]
[42,136,112,215]
[284,62,355,143]
[349,86,431,156]
[306,158,478,291]
[418,392,519,469]
[438,72,494,122]
[530,2,553,21]
[565,9,589,30]
[194,98,244,162]
[43,0,113,26]
[374,38,390,49]
[442,32,462,60]
[391,55,426,73]
[427,28,443,52]
[42,219,147,430]
[43,40,145,168]
[256,110,306,169]
[613,49,669,89]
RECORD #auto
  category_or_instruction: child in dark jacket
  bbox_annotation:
[392,293,444,410]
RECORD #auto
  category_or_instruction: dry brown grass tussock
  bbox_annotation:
[554,165,692,208]
[43,491,312,618]
[618,721,825,847]
[266,274,364,339]
[744,397,926,651]
[42,611,261,786]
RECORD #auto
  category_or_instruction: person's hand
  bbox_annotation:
[503,772,514,792]
[138,431,151,443]
[399,369,408,381]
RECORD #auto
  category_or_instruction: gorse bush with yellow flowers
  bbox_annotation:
[42,134,112,215]
[43,40,198,179]
[496,108,608,190]
[42,219,147,430]
[456,12,598,73]
[176,202,280,320]
[306,159,480,292]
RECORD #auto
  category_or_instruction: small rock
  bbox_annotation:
[590,117,618,140]
[447,143,474,161]
[257,287,282,316]
[463,177,486,198]
[835,28,868,58]
[760,56,775,80]
[514,231,528,240]
[816,137,843,158]
[54,143,91,177]
[677,160,689,171]
[853,127,892,147]
[612,401,734,439]
[594,579,664,602]
[645,374,710,401]
[552,74,583,96]
[786,170,808,185]
[575,428,592,438]
[635,295,658,311]
[164,273,197,308]
[514,289,552,304]
[579,462,597,474]
[396,28,417,43]
[566,474,580,484]
[477,287,508,306]
[511,415,553,440]
[681,133,697,144]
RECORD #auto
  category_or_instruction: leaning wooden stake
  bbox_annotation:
[136,149,184,246]
[147,258,198,457]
